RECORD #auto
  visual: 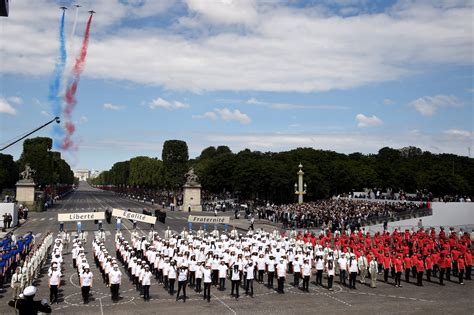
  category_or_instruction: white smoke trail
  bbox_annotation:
[62,5,80,95]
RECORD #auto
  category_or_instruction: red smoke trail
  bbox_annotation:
[62,15,93,150]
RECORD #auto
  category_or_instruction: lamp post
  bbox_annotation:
[0,116,60,152]
[294,163,307,204]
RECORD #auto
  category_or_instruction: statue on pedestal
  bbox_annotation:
[19,164,36,182]
[183,167,202,211]
[184,167,200,186]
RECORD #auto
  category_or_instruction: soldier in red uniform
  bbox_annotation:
[457,254,465,285]
[451,246,459,277]
[394,254,403,287]
[465,247,472,280]
[438,253,446,286]
[425,253,433,282]
[416,255,424,286]
[445,254,452,281]
[382,253,391,283]
[432,251,440,278]
[411,254,418,279]
[403,254,411,283]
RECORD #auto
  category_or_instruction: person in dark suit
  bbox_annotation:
[8,285,52,314]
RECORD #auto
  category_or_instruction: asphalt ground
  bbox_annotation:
[0,182,473,315]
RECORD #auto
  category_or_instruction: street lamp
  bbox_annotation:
[0,116,60,152]
[294,163,307,204]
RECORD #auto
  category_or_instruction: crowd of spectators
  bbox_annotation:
[255,199,429,231]
[342,188,434,202]
[343,188,471,203]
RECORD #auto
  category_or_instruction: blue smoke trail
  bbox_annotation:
[49,11,67,149]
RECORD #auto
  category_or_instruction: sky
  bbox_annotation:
[0,0,473,171]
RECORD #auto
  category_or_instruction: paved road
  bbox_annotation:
[1,182,473,315]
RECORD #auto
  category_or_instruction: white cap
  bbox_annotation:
[23,286,37,297]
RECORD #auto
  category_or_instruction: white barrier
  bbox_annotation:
[370,202,474,232]
[0,203,18,228]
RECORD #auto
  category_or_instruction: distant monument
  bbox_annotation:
[16,164,36,207]
[183,167,202,212]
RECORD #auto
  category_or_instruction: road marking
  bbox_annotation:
[309,285,351,307]
[212,293,237,315]
[49,218,53,221]
[40,218,45,221]
[99,297,104,315]
[69,273,80,288]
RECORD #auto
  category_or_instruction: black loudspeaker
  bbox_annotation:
[0,0,9,17]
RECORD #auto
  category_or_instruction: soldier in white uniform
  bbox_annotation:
[48,265,61,304]
[230,227,239,239]
[164,227,172,240]
[141,265,152,300]
[80,266,93,304]
[180,227,189,239]
[358,252,368,284]
[369,257,378,288]
[326,257,336,291]
[276,258,287,294]
[109,264,122,301]
[10,267,23,299]
[211,227,219,238]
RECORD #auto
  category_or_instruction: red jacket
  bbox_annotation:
[416,259,425,272]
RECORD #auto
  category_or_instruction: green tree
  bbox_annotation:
[129,156,163,188]
[110,161,130,186]
[0,154,19,192]
[162,140,189,202]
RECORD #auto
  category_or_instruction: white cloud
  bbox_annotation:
[32,98,46,108]
[148,97,189,110]
[185,0,258,25]
[192,111,218,120]
[247,98,263,105]
[125,0,174,18]
[206,130,472,156]
[193,108,251,124]
[383,98,395,105]
[410,95,462,116]
[0,1,472,93]
[77,116,88,125]
[98,139,164,152]
[443,129,472,138]
[103,103,124,111]
[40,110,50,116]
[0,98,17,115]
[7,96,23,105]
[355,114,383,128]
[245,98,348,110]
[215,108,251,124]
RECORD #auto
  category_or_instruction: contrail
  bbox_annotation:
[48,10,67,149]
[62,15,93,150]
[62,4,80,95]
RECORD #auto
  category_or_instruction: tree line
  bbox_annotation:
[0,137,75,193]
[91,140,473,204]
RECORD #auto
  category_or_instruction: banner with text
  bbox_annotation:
[58,212,105,222]
[112,208,156,224]
[188,215,230,224]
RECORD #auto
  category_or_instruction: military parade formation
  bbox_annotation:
[3,209,473,315]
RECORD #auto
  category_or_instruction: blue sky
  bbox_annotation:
[0,0,472,171]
